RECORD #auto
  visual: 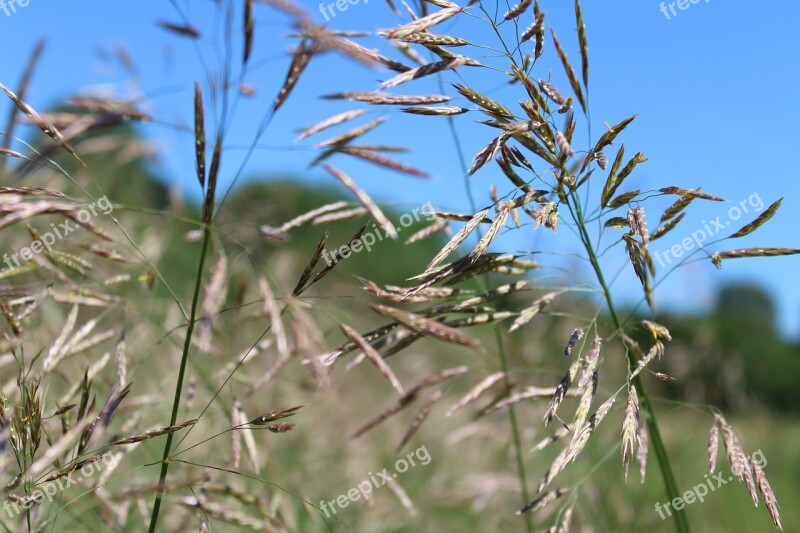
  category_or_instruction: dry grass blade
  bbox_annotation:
[550,29,586,112]
[232,400,242,469]
[323,164,398,238]
[446,372,504,416]
[396,389,442,451]
[730,197,783,238]
[274,40,312,112]
[373,304,482,350]
[423,207,490,274]
[711,248,800,269]
[295,109,365,141]
[340,324,405,395]
[193,82,205,188]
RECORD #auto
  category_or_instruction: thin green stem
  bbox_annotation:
[568,192,690,533]
[147,225,212,532]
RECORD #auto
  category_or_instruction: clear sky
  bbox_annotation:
[2,0,799,336]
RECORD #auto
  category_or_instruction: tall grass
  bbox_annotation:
[0,0,793,531]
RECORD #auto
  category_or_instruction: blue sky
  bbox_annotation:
[2,0,799,336]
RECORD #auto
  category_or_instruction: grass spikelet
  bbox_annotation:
[509,291,559,333]
[555,131,574,158]
[386,478,417,516]
[621,385,639,480]
[193,82,205,189]
[517,488,568,515]
[550,29,586,112]
[544,358,582,426]
[504,0,532,21]
[730,197,783,238]
[446,372,505,416]
[708,422,719,473]
[115,331,127,390]
[244,0,254,65]
[468,205,509,261]
[752,460,783,530]
[232,399,242,469]
[575,0,589,88]
[659,186,724,201]
[351,366,468,438]
[637,424,649,483]
[341,324,405,395]
[380,7,462,39]
[718,416,758,505]
[372,304,482,350]
[564,328,583,358]
[315,117,386,148]
[401,105,468,115]
[295,109,366,142]
[324,92,451,105]
[538,80,567,106]
[274,40,312,112]
[156,21,200,39]
[533,2,545,56]
[423,207,490,274]
[324,164,398,238]
[453,84,514,119]
[400,33,469,46]
[711,248,800,269]
[406,219,448,244]
[42,304,78,372]
[660,189,699,222]
[1,83,75,155]
[650,212,686,241]
[198,253,228,353]
[530,427,570,453]
[249,405,303,425]
[396,389,442,451]
[339,147,430,177]
[312,206,368,224]
[379,56,481,91]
